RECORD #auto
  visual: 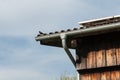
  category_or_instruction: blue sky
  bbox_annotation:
[0,0,120,80]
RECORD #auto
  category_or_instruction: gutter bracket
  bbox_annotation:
[60,33,76,67]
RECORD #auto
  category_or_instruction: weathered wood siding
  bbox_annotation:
[80,70,120,80]
[76,31,120,80]
[76,31,120,70]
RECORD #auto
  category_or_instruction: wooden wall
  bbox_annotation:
[80,70,120,80]
[76,40,120,69]
[76,31,120,80]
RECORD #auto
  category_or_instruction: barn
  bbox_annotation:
[35,15,120,80]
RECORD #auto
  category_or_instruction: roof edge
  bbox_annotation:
[35,22,120,41]
[78,15,120,25]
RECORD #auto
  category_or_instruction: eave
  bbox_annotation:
[35,22,120,49]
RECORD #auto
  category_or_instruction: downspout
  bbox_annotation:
[60,33,76,67]
[60,33,79,80]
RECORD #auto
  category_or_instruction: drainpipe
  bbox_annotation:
[60,33,80,80]
[60,33,76,67]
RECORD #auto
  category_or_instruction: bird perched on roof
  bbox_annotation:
[39,31,47,35]
[39,31,43,34]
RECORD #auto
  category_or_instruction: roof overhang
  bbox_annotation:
[35,22,120,49]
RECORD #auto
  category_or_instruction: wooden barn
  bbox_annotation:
[35,15,120,80]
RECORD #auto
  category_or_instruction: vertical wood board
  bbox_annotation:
[111,71,120,80]
[106,43,116,66]
[116,48,120,65]
[91,73,100,80]
[80,57,87,69]
[96,49,106,68]
[87,51,93,69]
[80,74,91,80]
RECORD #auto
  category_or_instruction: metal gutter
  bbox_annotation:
[60,33,76,67]
[35,23,120,41]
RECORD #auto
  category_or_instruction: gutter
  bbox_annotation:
[35,23,120,41]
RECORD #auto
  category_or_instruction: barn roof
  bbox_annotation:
[35,15,120,49]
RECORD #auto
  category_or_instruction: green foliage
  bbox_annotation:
[60,75,77,80]
[59,72,77,80]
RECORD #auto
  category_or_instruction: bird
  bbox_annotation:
[39,31,43,34]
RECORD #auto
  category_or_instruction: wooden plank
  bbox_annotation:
[85,74,91,80]
[100,72,111,80]
[96,49,105,68]
[119,71,120,80]
[80,74,84,80]
[76,48,87,70]
[80,74,91,80]
[111,71,120,80]
[116,42,120,65]
[106,48,116,66]
[92,51,96,68]
[91,73,100,80]
[79,57,87,70]
[87,50,96,69]
[106,43,116,66]
[101,72,107,80]
[106,72,111,80]
[87,51,93,69]
[80,74,86,80]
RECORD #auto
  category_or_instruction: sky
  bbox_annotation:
[0,0,120,80]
